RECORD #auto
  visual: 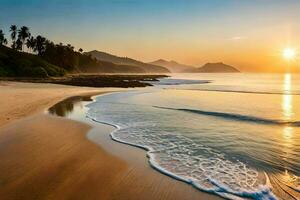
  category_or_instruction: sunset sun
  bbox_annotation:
[283,48,296,60]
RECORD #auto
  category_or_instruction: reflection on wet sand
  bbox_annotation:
[48,96,92,117]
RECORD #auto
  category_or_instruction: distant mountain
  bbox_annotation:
[86,50,170,73]
[187,62,240,73]
[75,59,146,73]
[149,59,195,73]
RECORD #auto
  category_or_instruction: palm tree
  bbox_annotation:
[15,38,22,51]
[0,30,7,46]
[34,35,46,55]
[26,36,36,53]
[78,48,83,53]
[18,26,31,51]
[10,25,17,49]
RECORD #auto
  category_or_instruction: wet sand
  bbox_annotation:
[0,81,221,200]
[0,81,119,127]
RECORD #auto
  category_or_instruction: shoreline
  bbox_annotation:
[49,91,223,200]
[0,81,221,200]
[0,81,123,128]
[0,74,168,88]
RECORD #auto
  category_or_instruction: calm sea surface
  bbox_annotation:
[86,73,300,200]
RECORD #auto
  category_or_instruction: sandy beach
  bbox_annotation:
[0,81,220,200]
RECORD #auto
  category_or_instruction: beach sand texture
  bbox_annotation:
[0,81,220,200]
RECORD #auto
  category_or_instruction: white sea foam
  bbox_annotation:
[86,94,278,200]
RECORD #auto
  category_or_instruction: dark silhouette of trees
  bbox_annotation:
[67,44,74,51]
[34,35,47,55]
[41,42,79,70]
[18,26,31,51]
[26,36,36,53]
[0,30,7,45]
[10,25,17,49]
[15,39,22,51]
[2,25,102,74]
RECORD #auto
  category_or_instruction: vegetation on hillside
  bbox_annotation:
[1,25,168,77]
[0,25,83,77]
[0,45,65,77]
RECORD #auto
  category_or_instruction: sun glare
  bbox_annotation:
[283,48,296,60]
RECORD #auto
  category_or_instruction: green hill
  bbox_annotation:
[0,45,158,77]
[0,45,65,77]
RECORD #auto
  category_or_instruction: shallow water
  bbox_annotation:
[85,73,300,199]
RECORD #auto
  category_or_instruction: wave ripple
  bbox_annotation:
[86,95,277,200]
[154,106,300,127]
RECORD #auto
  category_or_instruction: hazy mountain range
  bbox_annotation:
[149,59,195,73]
[149,60,239,73]
[86,50,240,73]
[86,50,170,73]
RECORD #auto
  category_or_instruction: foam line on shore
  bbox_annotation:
[85,110,277,200]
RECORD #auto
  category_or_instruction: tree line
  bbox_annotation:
[0,25,98,72]
[0,25,83,54]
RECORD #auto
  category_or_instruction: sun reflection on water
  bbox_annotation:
[282,74,293,120]
[281,74,296,178]
[283,126,293,146]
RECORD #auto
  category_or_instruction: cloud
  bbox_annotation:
[229,36,248,41]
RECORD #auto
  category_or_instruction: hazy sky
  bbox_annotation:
[1,0,300,72]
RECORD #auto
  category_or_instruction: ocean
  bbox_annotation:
[86,73,300,200]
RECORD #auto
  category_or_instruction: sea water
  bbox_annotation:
[86,73,300,200]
